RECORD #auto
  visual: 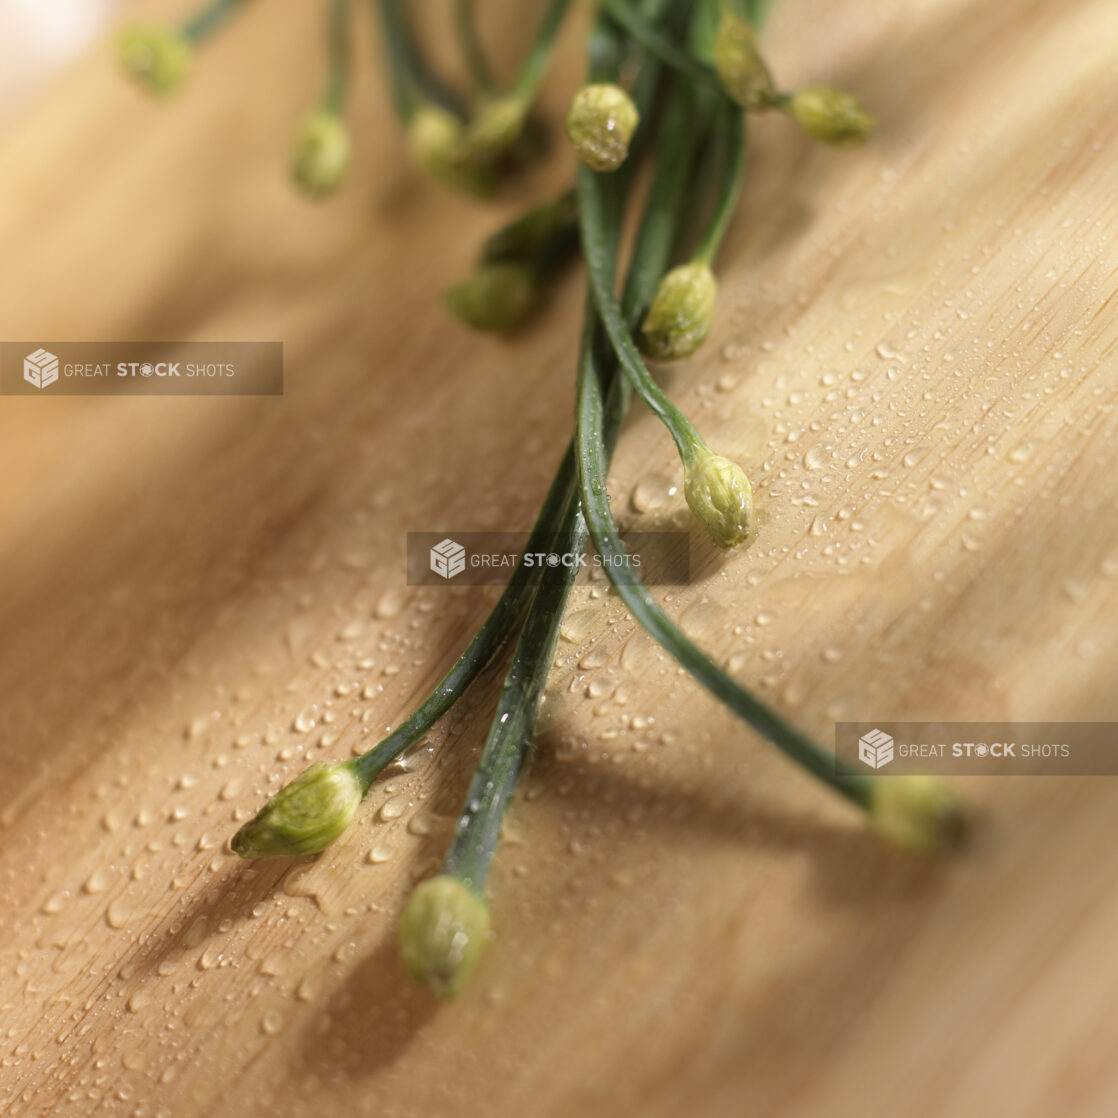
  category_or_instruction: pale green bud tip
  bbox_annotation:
[291,111,351,197]
[684,447,753,548]
[445,263,537,332]
[456,97,528,167]
[712,10,776,110]
[409,105,462,165]
[788,86,875,146]
[399,875,491,998]
[231,761,363,858]
[640,263,718,361]
[117,28,192,96]
[408,105,491,195]
[565,83,639,173]
[868,777,967,854]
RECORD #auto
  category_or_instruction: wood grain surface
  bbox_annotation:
[2,1,1118,1115]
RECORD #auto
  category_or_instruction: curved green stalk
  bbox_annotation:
[351,446,578,792]
[578,157,707,466]
[322,0,351,113]
[375,0,420,119]
[574,334,871,809]
[443,487,586,891]
[454,0,496,96]
[693,103,747,265]
[597,0,721,91]
[511,0,574,102]
[374,0,463,120]
[181,0,247,43]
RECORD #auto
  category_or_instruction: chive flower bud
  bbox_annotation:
[231,760,363,858]
[445,262,538,333]
[684,445,753,548]
[787,85,875,146]
[398,875,492,998]
[565,83,639,173]
[117,28,192,96]
[868,776,967,854]
[639,263,718,360]
[408,104,463,172]
[291,111,351,197]
[712,9,776,110]
[407,104,491,194]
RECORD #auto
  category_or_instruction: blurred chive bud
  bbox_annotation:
[231,761,363,858]
[868,776,967,854]
[684,446,753,548]
[712,9,776,110]
[398,875,492,998]
[408,104,492,195]
[787,85,875,146]
[291,111,351,197]
[408,103,464,171]
[117,28,192,96]
[564,83,639,172]
[445,262,538,332]
[639,263,717,360]
[454,96,529,169]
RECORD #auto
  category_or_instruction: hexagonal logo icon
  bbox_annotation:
[24,348,59,389]
[858,728,894,769]
[430,537,466,580]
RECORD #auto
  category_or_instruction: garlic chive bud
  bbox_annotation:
[787,85,875,146]
[868,777,967,854]
[408,104,464,173]
[712,9,776,110]
[231,761,363,859]
[565,83,639,173]
[445,262,538,333]
[408,104,492,195]
[291,111,351,197]
[684,445,753,548]
[117,28,192,96]
[399,875,492,998]
[639,263,718,360]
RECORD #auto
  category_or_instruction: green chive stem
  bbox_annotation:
[454,0,496,96]
[374,0,463,121]
[181,0,246,44]
[510,0,573,103]
[692,103,746,266]
[573,323,871,810]
[321,0,351,113]
[597,0,721,91]
[351,446,580,793]
[578,156,708,466]
[442,485,586,892]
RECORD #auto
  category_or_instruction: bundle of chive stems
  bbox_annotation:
[119,0,965,999]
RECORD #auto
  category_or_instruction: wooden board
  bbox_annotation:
[2,0,1118,1115]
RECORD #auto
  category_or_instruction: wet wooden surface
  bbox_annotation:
[1,0,1118,1115]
